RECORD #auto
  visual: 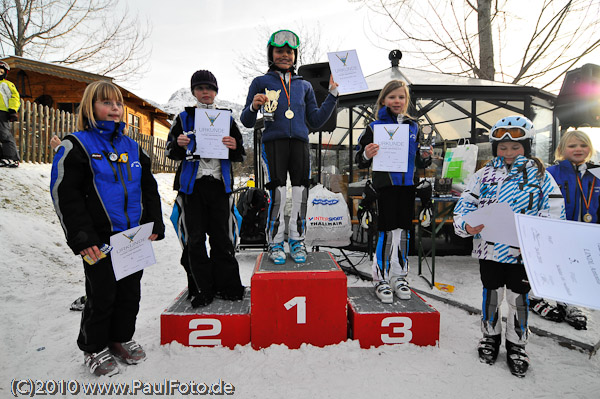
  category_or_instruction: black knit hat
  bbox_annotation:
[190,70,218,93]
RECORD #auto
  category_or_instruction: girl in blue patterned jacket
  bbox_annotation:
[355,80,432,304]
[453,115,565,378]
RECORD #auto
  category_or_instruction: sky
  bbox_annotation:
[119,0,392,105]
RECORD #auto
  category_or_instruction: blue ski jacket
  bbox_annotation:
[240,71,337,142]
[166,107,244,195]
[355,106,429,188]
[50,121,165,254]
[547,159,600,223]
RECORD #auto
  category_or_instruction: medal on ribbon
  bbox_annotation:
[576,174,596,223]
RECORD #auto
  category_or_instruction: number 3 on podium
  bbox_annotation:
[381,316,413,344]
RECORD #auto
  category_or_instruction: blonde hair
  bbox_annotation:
[77,81,124,131]
[375,80,411,118]
[554,130,594,163]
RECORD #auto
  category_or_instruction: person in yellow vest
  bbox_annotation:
[246,174,256,187]
[0,61,21,168]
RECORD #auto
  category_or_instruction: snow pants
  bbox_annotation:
[479,259,530,346]
[372,185,414,283]
[0,120,18,161]
[78,256,142,354]
[261,138,310,244]
[183,176,244,300]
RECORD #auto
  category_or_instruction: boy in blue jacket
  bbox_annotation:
[241,29,338,265]
[167,70,245,308]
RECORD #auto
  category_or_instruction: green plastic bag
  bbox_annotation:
[442,141,478,185]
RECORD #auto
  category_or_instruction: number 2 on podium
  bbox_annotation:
[284,296,306,324]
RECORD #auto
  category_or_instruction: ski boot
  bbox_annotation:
[558,303,587,330]
[529,297,564,322]
[69,295,87,311]
[477,335,501,365]
[391,276,411,300]
[289,239,307,264]
[84,348,119,377]
[374,280,393,304]
[268,242,286,265]
[506,340,529,378]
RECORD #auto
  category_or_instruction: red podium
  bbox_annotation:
[250,251,347,349]
[160,289,251,349]
[347,286,440,348]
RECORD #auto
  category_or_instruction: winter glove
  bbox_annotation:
[8,109,18,122]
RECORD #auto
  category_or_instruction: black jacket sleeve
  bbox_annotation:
[229,119,245,162]
[355,125,374,169]
[166,113,186,161]
[139,147,165,240]
[52,137,101,254]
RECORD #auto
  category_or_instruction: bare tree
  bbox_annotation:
[0,0,151,82]
[236,23,340,85]
[350,0,600,90]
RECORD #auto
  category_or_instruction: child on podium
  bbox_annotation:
[355,80,432,303]
[453,115,565,377]
[241,29,338,265]
[166,70,245,308]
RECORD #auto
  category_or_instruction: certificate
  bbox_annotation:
[462,202,519,246]
[327,50,368,94]
[193,109,230,159]
[372,124,409,172]
[515,214,600,310]
[110,222,156,281]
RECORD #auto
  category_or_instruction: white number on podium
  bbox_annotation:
[189,319,222,346]
[284,296,307,324]
[381,316,413,344]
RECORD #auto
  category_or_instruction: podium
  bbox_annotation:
[347,287,440,348]
[160,289,251,349]
[250,251,348,349]
[160,252,441,350]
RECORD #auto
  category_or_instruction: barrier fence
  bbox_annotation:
[9,100,178,173]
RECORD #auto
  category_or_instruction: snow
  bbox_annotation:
[1,163,599,398]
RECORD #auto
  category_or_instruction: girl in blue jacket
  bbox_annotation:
[241,29,338,265]
[50,81,165,377]
[529,130,596,330]
[355,80,432,303]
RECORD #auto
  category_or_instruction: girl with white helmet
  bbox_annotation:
[453,115,565,378]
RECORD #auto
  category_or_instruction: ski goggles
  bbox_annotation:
[269,30,300,49]
[490,127,527,140]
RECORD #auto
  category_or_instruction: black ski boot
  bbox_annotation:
[478,335,501,365]
[558,303,587,330]
[529,297,564,322]
[506,340,529,378]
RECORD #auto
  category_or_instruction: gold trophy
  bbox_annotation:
[262,89,281,122]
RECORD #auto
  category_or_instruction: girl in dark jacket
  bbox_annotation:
[355,80,431,303]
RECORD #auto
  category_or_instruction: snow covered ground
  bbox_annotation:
[1,163,599,398]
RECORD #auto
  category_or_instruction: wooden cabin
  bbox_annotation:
[1,56,170,140]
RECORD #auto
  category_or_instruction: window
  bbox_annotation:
[128,113,140,135]
[58,103,79,114]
